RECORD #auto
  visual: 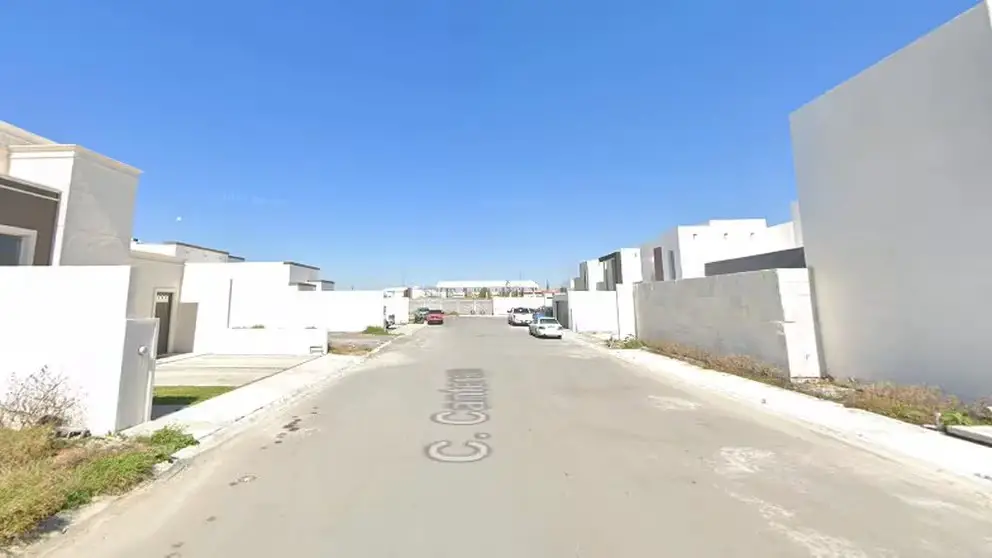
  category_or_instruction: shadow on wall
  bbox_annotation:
[171,302,198,354]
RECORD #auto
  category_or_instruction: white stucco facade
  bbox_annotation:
[8,144,141,266]
[131,241,234,263]
[0,266,157,434]
[639,217,801,283]
[791,1,992,396]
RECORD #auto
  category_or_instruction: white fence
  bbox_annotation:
[0,266,157,434]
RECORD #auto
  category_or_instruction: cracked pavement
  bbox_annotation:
[28,318,992,557]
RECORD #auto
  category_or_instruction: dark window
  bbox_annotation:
[652,247,664,281]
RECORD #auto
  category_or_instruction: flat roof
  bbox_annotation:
[283,261,320,271]
[163,241,230,255]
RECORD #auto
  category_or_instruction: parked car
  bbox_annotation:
[529,317,564,339]
[508,307,535,326]
[532,306,553,321]
[426,309,445,325]
[413,307,431,323]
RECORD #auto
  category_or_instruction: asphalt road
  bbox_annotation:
[31,318,992,557]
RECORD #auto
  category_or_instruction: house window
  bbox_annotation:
[0,225,37,266]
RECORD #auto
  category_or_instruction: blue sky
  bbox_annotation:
[2,0,976,288]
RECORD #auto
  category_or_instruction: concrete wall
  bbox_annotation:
[203,328,327,356]
[559,289,635,337]
[7,145,140,266]
[116,318,158,430]
[385,296,410,324]
[131,242,234,263]
[0,266,155,434]
[640,218,801,282]
[705,247,806,276]
[295,291,385,332]
[619,248,642,285]
[174,244,230,263]
[790,201,804,246]
[127,251,185,353]
[634,269,821,379]
[288,263,321,284]
[577,259,604,291]
[791,1,992,395]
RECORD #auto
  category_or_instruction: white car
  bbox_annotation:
[508,307,535,326]
[529,317,563,339]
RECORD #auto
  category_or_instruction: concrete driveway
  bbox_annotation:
[155,354,319,387]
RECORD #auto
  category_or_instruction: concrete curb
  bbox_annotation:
[563,332,992,487]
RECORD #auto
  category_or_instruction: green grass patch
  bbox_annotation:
[152,385,234,407]
[0,426,197,545]
[361,326,391,335]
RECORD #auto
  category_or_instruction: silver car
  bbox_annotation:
[529,317,563,339]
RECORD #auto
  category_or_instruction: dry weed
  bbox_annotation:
[640,339,992,426]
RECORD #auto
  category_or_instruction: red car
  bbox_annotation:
[426,310,445,325]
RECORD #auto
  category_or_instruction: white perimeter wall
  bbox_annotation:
[561,289,636,337]
[791,2,992,395]
[0,266,157,434]
[385,296,411,324]
[634,269,820,379]
[224,282,386,333]
[292,291,385,332]
[205,328,327,356]
[179,262,386,351]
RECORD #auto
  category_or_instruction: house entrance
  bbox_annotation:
[154,292,174,357]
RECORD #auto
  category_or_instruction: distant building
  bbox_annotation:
[435,280,540,298]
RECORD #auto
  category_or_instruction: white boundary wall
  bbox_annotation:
[202,328,327,356]
[385,296,410,324]
[634,269,821,379]
[557,288,636,337]
[0,266,157,434]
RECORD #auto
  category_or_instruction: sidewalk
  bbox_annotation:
[126,328,423,455]
[126,354,362,442]
[565,332,992,486]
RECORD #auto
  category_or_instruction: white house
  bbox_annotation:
[0,120,377,434]
[639,216,801,283]
[791,0,992,396]
[0,121,157,434]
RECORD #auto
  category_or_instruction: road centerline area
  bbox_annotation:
[426,368,493,463]
[30,317,992,558]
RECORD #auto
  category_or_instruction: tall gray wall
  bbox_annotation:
[791,1,992,397]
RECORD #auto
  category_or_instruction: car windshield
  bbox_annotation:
[428,309,442,314]
[538,318,558,324]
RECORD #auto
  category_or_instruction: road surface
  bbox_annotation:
[31,318,992,557]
